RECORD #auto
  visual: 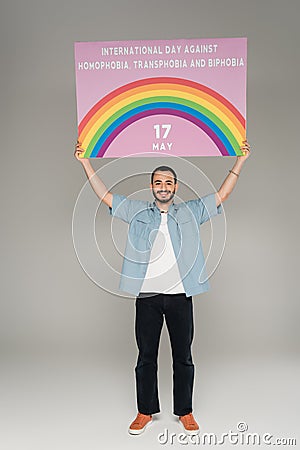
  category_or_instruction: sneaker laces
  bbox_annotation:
[182,413,196,426]
[135,413,143,425]
[135,413,150,425]
[187,413,194,425]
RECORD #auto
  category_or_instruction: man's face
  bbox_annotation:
[151,171,178,204]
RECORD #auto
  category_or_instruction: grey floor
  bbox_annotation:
[1,345,299,449]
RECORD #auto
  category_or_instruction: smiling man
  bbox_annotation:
[74,141,251,435]
[152,166,177,204]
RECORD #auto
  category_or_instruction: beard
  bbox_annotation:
[152,188,176,204]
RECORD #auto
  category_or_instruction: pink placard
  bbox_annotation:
[74,38,247,158]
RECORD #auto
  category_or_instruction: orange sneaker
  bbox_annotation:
[128,412,153,435]
[179,412,200,435]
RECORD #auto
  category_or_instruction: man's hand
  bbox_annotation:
[236,139,251,163]
[74,140,87,162]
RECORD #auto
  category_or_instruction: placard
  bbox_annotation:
[74,38,247,158]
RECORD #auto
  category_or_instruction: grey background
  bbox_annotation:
[1,0,299,448]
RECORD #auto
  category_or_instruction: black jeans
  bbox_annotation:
[134,292,194,416]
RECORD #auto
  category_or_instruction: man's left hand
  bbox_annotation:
[237,139,251,163]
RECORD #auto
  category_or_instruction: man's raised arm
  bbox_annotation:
[74,141,113,208]
[215,139,251,207]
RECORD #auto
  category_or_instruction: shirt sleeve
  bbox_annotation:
[186,192,223,225]
[107,193,148,224]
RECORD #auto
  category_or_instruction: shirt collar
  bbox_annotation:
[150,199,179,212]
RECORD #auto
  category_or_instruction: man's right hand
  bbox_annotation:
[74,140,87,162]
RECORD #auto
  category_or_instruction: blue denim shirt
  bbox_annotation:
[108,193,222,296]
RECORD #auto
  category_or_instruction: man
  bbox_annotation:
[74,140,251,435]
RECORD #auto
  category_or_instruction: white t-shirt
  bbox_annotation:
[140,212,185,294]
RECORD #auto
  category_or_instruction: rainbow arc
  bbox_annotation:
[78,77,246,157]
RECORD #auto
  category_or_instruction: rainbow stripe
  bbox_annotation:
[78,77,246,157]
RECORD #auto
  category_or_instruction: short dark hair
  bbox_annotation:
[151,166,177,184]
